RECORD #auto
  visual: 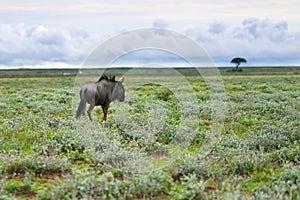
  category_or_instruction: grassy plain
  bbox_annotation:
[0,67,299,199]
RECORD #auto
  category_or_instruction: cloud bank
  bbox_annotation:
[187,18,300,66]
[0,18,300,68]
[0,23,99,67]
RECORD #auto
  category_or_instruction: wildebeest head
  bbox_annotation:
[112,77,125,102]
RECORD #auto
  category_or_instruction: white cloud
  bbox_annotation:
[0,23,100,66]
[186,18,300,66]
[2,1,300,69]
[208,22,226,35]
[153,19,169,29]
[0,18,300,68]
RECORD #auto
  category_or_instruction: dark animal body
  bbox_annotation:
[76,76,125,121]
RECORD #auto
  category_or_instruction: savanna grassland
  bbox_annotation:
[0,67,299,199]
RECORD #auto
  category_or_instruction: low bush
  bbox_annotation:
[170,173,206,200]
[1,155,71,175]
[252,165,300,199]
[38,169,172,199]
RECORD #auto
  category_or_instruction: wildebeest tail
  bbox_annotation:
[76,89,87,119]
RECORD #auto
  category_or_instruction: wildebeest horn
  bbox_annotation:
[120,77,125,82]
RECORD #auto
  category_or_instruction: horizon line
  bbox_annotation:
[1,65,300,70]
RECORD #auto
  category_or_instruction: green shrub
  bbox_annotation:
[34,130,84,156]
[1,156,71,175]
[38,170,172,199]
[168,155,211,181]
[269,146,300,165]
[128,170,172,198]
[251,165,300,199]
[230,159,256,176]
[248,125,294,152]
[170,173,206,200]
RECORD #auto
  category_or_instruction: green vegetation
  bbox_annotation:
[0,68,299,199]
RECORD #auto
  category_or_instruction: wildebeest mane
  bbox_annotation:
[96,75,116,83]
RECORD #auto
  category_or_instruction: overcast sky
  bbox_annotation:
[1,0,300,68]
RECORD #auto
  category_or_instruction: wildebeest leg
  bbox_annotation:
[101,104,109,121]
[82,104,86,115]
[87,104,95,121]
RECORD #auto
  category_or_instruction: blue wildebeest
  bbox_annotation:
[76,75,125,121]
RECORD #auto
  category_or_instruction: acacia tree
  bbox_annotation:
[231,57,247,71]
